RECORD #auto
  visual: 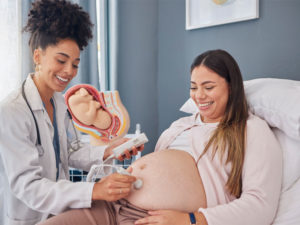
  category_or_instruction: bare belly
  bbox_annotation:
[125,150,207,212]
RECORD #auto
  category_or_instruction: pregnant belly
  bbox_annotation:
[125,149,207,212]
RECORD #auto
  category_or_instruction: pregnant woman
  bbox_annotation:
[41,50,282,225]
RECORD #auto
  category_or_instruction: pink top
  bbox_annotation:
[155,113,282,225]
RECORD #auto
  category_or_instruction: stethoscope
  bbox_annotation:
[21,79,81,157]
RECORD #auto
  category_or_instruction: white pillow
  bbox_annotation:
[179,98,198,114]
[180,78,300,140]
[244,78,300,140]
[272,128,300,192]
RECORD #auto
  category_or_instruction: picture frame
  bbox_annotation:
[186,0,259,30]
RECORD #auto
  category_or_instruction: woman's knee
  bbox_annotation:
[38,208,92,225]
[39,201,115,225]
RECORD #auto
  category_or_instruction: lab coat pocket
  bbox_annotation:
[5,213,41,225]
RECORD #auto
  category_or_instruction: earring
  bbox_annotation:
[35,64,41,76]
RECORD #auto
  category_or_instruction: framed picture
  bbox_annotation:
[186,0,259,30]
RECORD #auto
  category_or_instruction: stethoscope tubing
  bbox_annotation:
[22,80,42,146]
[21,79,82,181]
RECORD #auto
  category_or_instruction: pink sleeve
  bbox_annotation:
[199,118,282,225]
[154,115,196,152]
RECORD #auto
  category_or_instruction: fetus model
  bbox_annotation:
[65,84,130,145]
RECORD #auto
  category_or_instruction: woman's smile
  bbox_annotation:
[197,101,214,110]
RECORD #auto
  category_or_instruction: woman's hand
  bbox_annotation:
[134,210,190,225]
[92,167,136,201]
[103,137,145,161]
[135,210,208,225]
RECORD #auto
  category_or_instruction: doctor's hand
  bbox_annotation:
[103,138,144,161]
[92,167,136,201]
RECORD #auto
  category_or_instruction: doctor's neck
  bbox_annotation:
[32,73,54,104]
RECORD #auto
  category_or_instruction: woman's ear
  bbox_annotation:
[33,48,41,65]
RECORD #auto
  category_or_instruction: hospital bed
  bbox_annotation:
[244,78,300,225]
[181,78,300,225]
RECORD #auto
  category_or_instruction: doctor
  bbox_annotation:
[0,0,142,224]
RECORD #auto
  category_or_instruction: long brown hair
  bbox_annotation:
[191,50,248,198]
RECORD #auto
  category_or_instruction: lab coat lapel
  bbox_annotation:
[24,74,53,129]
[52,92,69,177]
[24,74,44,111]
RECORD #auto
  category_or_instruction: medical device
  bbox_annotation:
[103,133,149,163]
[21,80,81,153]
[134,123,142,160]
[86,164,143,189]
[87,133,148,187]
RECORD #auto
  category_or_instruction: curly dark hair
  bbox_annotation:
[23,0,93,52]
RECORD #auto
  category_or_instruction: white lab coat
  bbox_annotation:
[0,75,107,225]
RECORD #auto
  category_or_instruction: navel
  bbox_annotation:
[139,164,147,170]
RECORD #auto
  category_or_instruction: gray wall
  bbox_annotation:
[117,0,158,154]
[118,0,300,154]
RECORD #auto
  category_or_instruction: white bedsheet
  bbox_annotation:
[272,177,300,225]
[272,128,300,192]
